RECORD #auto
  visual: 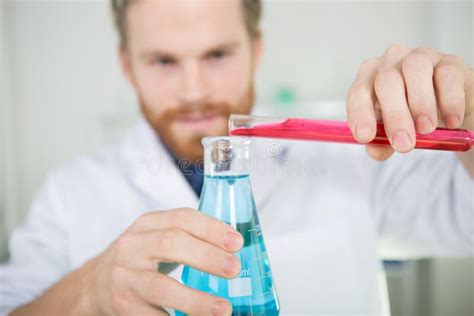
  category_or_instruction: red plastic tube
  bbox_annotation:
[229,114,474,152]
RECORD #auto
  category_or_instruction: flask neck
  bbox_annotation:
[202,137,251,177]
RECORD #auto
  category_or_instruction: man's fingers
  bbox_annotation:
[434,57,466,129]
[122,229,241,279]
[154,229,241,278]
[112,289,168,316]
[366,145,394,161]
[401,50,439,134]
[130,208,244,252]
[369,44,415,153]
[347,58,379,143]
[352,44,472,157]
[132,270,232,316]
[374,67,416,153]
[104,269,169,316]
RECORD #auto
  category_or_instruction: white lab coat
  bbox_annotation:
[1,118,472,316]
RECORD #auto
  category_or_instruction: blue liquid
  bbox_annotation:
[176,175,279,316]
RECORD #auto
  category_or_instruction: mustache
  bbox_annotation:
[162,101,235,120]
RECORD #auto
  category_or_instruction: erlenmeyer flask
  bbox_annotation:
[176,137,280,316]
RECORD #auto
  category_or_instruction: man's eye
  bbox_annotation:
[154,57,175,66]
[208,50,227,60]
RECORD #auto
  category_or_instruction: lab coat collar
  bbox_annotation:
[117,118,199,210]
[117,118,291,212]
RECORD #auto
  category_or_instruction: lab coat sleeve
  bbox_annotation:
[0,174,69,315]
[374,151,474,258]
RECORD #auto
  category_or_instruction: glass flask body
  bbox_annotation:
[176,137,279,316]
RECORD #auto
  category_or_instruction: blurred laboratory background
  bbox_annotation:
[0,1,472,315]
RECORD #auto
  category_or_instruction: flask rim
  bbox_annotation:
[201,136,251,148]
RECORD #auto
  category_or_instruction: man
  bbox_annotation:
[1,0,472,315]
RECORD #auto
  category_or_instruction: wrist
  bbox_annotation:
[72,257,102,316]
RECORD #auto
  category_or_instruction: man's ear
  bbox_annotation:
[118,46,136,87]
[251,35,263,72]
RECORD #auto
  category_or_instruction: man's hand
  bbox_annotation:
[89,208,243,315]
[12,208,243,316]
[347,44,473,160]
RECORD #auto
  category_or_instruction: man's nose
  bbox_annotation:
[179,62,210,106]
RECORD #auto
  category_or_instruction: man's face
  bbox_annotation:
[121,0,261,162]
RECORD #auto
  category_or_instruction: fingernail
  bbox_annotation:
[392,130,413,153]
[416,114,434,134]
[355,122,373,141]
[222,255,240,277]
[212,300,231,316]
[444,114,461,129]
[223,231,243,250]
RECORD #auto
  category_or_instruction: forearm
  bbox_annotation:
[10,259,98,316]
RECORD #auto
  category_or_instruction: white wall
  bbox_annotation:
[0,0,13,260]
[258,1,435,101]
[255,0,472,116]
[1,0,473,243]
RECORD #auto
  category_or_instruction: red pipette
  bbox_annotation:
[229,114,474,152]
